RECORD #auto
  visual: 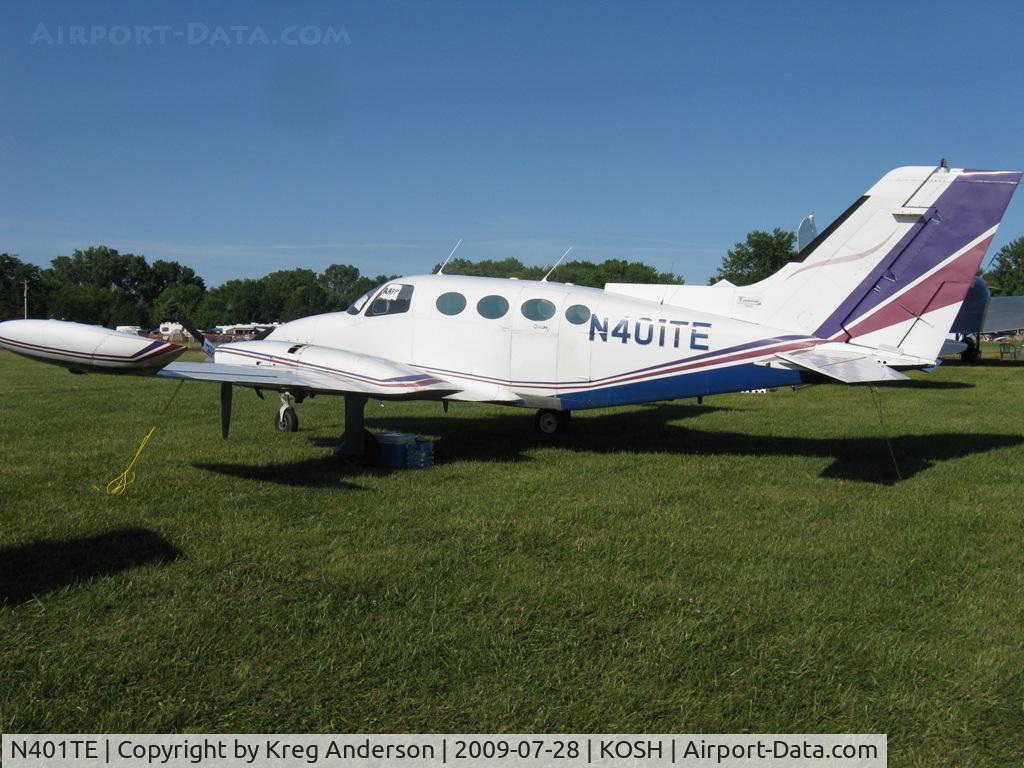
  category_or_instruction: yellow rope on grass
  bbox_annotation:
[96,380,185,496]
[103,426,157,495]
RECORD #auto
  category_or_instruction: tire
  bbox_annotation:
[534,409,562,436]
[557,410,571,432]
[276,407,299,432]
[960,338,980,364]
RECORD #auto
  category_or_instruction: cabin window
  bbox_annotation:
[366,284,414,317]
[521,298,556,322]
[476,295,509,319]
[435,292,467,316]
[564,304,591,325]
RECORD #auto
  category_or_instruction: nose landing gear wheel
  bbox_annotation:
[535,409,570,435]
[276,407,299,432]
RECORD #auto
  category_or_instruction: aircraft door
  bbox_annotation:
[509,290,568,395]
[556,297,593,391]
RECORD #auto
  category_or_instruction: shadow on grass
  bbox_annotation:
[193,455,371,488]
[941,358,1024,368]
[298,403,1018,486]
[0,527,181,607]
[874,379,974,390]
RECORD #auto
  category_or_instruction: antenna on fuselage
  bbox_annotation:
[542,246,573,282]
[436,238,462,275]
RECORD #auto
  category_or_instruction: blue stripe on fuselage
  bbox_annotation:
[558,363,804,409]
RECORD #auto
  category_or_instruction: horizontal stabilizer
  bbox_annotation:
[774,348,909,383]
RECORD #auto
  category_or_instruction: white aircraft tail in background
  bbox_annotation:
[1,164,1019,457]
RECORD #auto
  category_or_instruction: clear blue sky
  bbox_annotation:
[2,1,1023,286]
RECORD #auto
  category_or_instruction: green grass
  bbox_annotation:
[1,349,1022,767]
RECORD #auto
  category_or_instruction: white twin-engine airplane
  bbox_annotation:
[0,165,1020,457]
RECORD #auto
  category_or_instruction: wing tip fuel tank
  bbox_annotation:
[0,319,185,372]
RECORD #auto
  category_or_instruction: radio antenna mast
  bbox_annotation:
[542,246,573,282]
[436,239,462,275]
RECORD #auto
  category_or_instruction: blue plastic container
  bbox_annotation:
[375,433,414,468]
[407,438,434,469]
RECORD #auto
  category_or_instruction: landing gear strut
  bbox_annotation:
[535,408,570,435]
[335,395,376,461]
[276,392,299,432]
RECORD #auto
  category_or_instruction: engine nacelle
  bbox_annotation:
[0,319,185,373]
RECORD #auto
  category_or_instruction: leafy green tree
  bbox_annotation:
[147,259,205,301]
[197,279,265,327]
[150,284,206,327]
[556,259,683,287]
[433,257,683,287]
[984,236,1024,296]
[1,254,47,320]
[47,247,148,293]
[260,269,321,320]
[42,246,156,324]
[42,284,112,324]
[712,228,796,286]
[283,284,333,320]
[322,267,400,311]
[194,291,229,330]
[319,264,397,309]
[435,257,540,279]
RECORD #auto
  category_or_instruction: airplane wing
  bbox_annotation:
[982,295,1024,335]
[773,347,909,383]
[158,350,460,400]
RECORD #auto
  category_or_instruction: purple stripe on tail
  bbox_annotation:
[814,172,1021,339]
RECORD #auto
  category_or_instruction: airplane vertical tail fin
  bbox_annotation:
[751,166,1021,360]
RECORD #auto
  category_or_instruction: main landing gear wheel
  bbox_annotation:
[276,392,299,432]
[276,407,299,432]
[535,409,570,435]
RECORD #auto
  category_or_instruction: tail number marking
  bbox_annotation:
[589,315,710,350]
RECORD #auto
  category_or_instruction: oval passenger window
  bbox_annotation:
[521,298,556,322]
[436,292,467,316]
[476,295,510,319]
[564,304,591,325]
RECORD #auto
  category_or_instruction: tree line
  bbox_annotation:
[432,257,684,287]
[0,247,683,327]
[5,234,1020,328]
[0,247,398,328]
[713,230,1024,294]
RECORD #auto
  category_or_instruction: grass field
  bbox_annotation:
[1,348,1022,766]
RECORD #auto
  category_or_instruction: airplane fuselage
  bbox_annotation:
[258,274,809,410]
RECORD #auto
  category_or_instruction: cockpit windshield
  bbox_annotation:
[346,287,378,315]
[366,284,414,317]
